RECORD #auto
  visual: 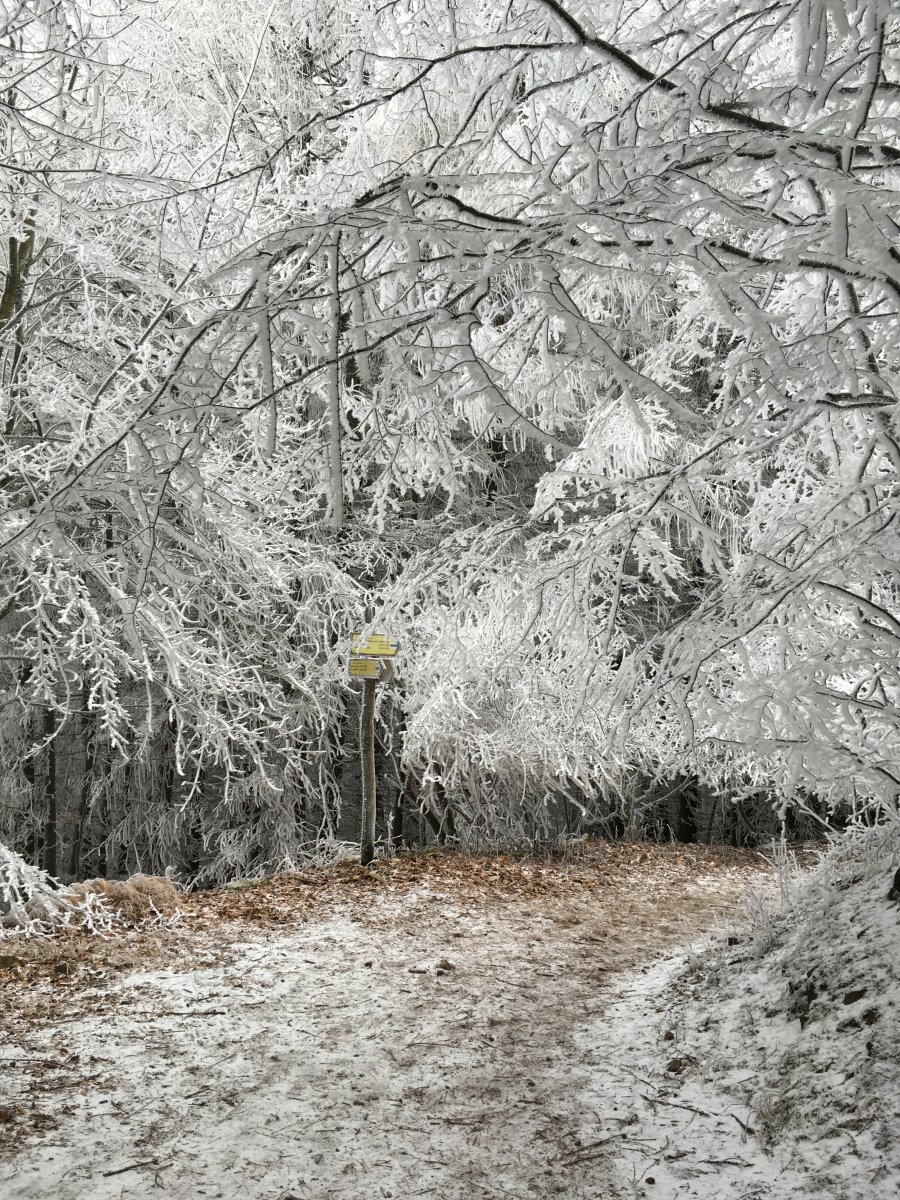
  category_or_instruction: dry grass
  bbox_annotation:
[64,874,180,924]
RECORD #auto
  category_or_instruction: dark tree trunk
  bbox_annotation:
[435,781,456,842]
[22,704,39,863]
[483,432,508,503]
[185,768,206,881]
[387,785,404,852]
[414,776,456,845]
[675,777,698,844]
[720,798,744,847]
[162,714,178,810]
[18,665,39,864]
[69,687,96,878]
[107,732,134,879]
[43,706,58,876]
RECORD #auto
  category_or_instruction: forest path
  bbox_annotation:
[1,845,774,1200]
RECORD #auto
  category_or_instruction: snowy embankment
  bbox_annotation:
[575,829,900,1200]
[1,839,897,1200]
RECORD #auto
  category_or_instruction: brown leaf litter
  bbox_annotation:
[1,842,772,1021]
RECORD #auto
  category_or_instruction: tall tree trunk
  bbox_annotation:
[23,715,38,864]
[69,686,96,878]
[257,272,277,458]
[18,663,38,863]
[185,768,206,882]
[43,706,58,877]
[162,714,177,811]
[675,777,698,844]
[387,769,404,852]
[326,231,345,532]
[2,225,37,435]
[107,733,134,879]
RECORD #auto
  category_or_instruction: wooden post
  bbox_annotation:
[350,637,397,866]
[359,676,377,866]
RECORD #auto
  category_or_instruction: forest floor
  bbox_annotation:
[0,840,896,1200]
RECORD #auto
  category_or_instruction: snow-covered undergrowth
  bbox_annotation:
[0,845,91,936]
[701,827,900,1161]
[0,843,180,936]
[574,827,899,1199]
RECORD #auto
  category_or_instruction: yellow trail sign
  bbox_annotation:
[349,656,382,678]
[350,632,398,658]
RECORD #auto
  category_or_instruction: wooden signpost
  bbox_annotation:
[349,633,398,865]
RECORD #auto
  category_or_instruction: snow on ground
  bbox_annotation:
[1,839,896,1200]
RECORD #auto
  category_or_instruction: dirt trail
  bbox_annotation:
[0,845,773,1200]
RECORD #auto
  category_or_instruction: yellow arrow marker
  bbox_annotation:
[350,632,399,657]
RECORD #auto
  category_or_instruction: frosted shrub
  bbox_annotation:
[0,842,82,936]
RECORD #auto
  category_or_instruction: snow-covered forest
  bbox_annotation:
[2,0,897,882]
[1,2,899,1196]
